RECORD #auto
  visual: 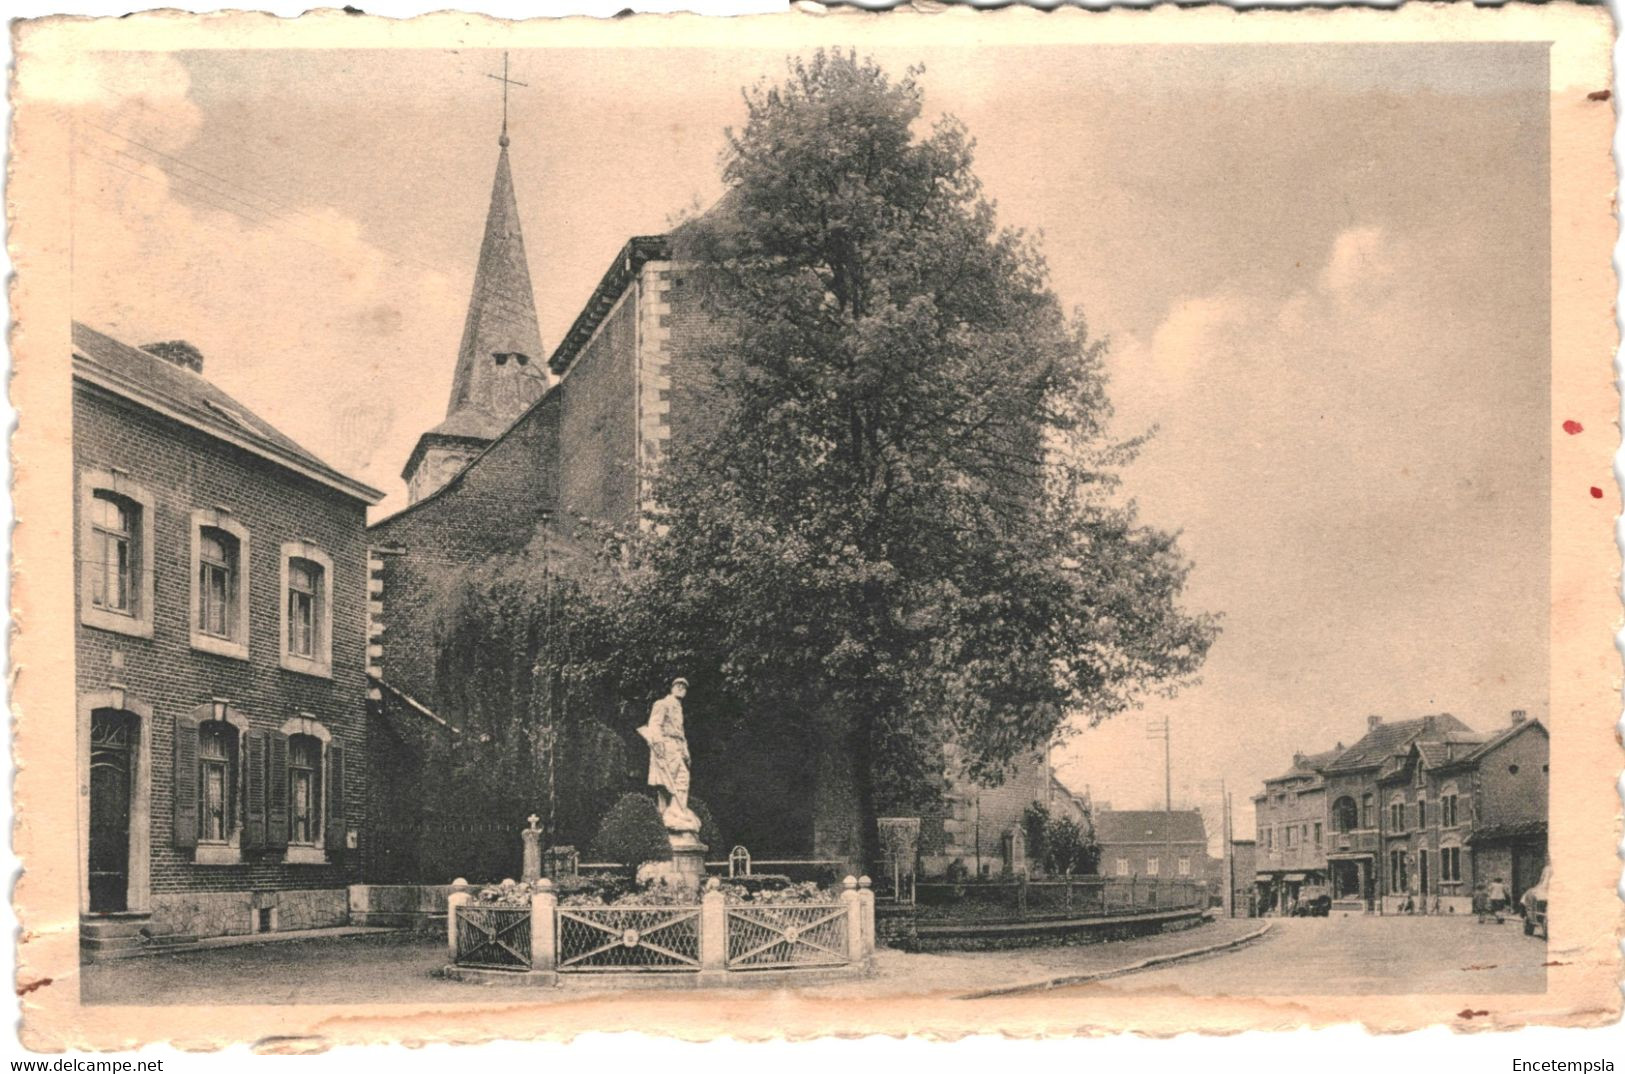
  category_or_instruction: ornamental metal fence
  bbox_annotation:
[453,905,532,970]
[725,902,850,969]
[555,905,702,972]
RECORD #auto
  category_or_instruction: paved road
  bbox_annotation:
[1045,914,1546,997]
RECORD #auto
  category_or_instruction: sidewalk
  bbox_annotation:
[80,917,1271,1005]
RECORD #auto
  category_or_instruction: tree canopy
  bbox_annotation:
[641,51,1218,861]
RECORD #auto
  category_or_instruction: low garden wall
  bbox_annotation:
[886,876,1211,951]
[444,875,877,987]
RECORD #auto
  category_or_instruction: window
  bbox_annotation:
[279,543,333,676]
[197,721,238,843]
[90,493,134,613]
[1177,857,1191,877]
[1441,787,1460,828]
[1332,796,1358,833]
[1115,857,1128,877]
[190,512,250,658]
[79,473,155,638]
[1441,846,1462,883]
[288,734,322,845]
[1388,849,1408,894]
[1265,827,1273,850]
[1285,825,1297,849]
[1147,857,1160,877]
[1313,822,1322,847]
[1361,793,1374,829]
[287,560,318,657]
[1417,799,1427,828]
[1390,801,1406,831]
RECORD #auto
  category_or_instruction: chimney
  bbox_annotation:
[1367,715,1382,731]
[1293,751,1305,766]
[1510,709,1527,725]
[1422,715,1437,735]
[143,340,204,373]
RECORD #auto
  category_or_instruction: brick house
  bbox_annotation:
[1376,711,1547,914]
[1094,810,1208,882]
[1251,746,1341,914]
[917,748,1086,878]
[73,323,380,957]
[1317,713,1475,912]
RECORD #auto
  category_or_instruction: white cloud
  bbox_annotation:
[68,55,464,511]
[1319,224,1394,297]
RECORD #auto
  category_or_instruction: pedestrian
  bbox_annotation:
[1472,881,1488,923]
[1487,876,1510,924]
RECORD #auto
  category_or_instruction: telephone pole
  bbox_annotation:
[1147,718,1173,878]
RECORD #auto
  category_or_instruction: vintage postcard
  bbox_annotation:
[7,2,1619,1050]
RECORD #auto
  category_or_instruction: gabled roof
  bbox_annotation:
[1094,810,1207,846]
[1320,714,1475,774]
[1265,747,1344,785]
[73,322,381,504]
[1460,717,1546,766]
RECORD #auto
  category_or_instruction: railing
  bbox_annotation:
[454,905,532,970]
[445,876,876,980]
[913,877,1206,921]
[725,903,849,969]
[556,905,701,972]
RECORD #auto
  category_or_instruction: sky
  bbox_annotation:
[66,42,1551,844]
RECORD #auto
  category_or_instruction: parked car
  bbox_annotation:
[1292,893,1332,917]
[1521,865,1550,938]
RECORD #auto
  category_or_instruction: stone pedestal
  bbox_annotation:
[670,833,709,893]
[521,828,542,883]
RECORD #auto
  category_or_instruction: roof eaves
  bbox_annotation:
[73,363,383,505]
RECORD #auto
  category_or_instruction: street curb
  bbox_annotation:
[957,921,1275,1000]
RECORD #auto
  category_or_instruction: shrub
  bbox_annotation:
[688,795,724,852]
[588,793,672,869]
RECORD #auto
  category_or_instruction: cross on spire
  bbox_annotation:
[486,51,529,147]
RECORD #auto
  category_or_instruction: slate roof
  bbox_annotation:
[1265,747,1344,785]
[1465,819,1547,845]
[1320,714,1475,773]
[73,322,381,504]
[1094,810,1208,845]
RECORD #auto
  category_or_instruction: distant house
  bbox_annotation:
[73,323,381,957]
[1227,839,1258,916]
[1094,809,1208,882]
[918,747,1078,878]
[1252,746,1342,914]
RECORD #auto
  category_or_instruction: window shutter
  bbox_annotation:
[267,733,290,850]
[327,740,347,865]
[172,714,200,848]
[244,731,268,850]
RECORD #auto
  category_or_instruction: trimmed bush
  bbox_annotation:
[588,793,672,869]
[689,795,724,852]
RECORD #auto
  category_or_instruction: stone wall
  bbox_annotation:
[149,887,348,939]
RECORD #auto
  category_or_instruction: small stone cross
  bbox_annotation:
[527,814,540,832]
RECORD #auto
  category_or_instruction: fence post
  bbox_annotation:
[446,888,470,964]
[858,876,876,963]
[841,876,863,963]
[700,878,727,979]
[530,880,557,979]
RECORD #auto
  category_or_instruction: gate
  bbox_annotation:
[454,905,532,970]
[725,903,849,969]
[556,906,701,971]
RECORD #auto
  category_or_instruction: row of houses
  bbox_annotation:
[1251,710,1548,916]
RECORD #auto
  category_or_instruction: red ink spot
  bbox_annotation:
[15,977,51,996]
[1457,1009,1490,1020]
[1590,487,1604,499]
[1563,420,1584,435]
[1588,89,1612,102]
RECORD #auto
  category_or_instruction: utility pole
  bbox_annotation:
[1147,718,1173,882]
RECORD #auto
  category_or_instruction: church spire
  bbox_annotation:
[402,71,547,505]
[441,137,546,425]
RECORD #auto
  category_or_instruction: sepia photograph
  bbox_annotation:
[6,2,1618,1049]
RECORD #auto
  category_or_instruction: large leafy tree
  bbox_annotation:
[645,51,1218,865]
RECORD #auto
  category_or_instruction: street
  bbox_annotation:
[1047,914,1547,997]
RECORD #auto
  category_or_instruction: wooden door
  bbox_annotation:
[88,710,135,913]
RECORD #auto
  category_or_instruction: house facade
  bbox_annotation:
[74,324,380,956]
[1094,810,1208,883]
[1251,747,1340,914]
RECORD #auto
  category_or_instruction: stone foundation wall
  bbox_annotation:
[347,884,460,931]
[149,887,348,939]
